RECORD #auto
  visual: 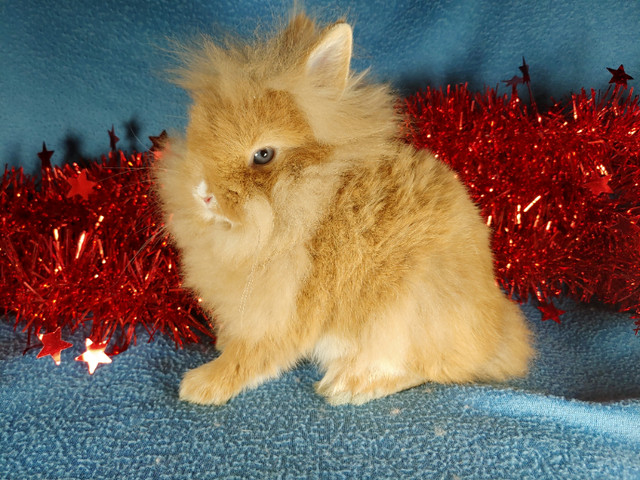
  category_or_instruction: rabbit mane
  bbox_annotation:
[169,12,400,153]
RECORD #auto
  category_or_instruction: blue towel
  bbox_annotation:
[2,1,640,478]
[1,300,639,479]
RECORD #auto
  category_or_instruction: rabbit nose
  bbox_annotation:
[195,181,215,205]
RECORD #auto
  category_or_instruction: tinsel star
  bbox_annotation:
[75,338,112,374]
[607,65,633,87]
[66,170,97,201]
[503,75,523,95]
[36,327,73,365]
[37,142,54,170]
[585,174,613,196]
[108,125,120,150]
[519,57,530,84]
[149,130,168,152]
[538,302,565,324]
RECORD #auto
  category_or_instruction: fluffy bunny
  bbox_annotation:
[153,12,534,405]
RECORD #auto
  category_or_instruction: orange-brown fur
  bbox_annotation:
[153,12,534,405]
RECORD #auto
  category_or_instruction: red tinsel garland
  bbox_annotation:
[0,145,213,359]
[2,76,639,367]
[403,84,640,327]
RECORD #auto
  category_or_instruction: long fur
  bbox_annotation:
[153,12,534,405]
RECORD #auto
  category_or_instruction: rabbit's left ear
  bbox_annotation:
[305,22,352,92]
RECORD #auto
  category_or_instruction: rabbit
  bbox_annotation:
[153,12,534,406]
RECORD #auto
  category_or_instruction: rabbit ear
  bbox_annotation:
[305,22,352,92]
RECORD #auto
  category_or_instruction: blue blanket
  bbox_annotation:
[1,300,639,479]
[3,1,640,171]
[2,1,640,478]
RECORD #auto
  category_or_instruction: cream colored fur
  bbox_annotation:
[153,12,534,405]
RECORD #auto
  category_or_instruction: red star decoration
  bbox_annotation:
[37,142,54,170]
[66,170,97,201]
[37,327,73,365]
[108,125,120,150]
[503,75,523,95]
[607,65,633,87]
[149,130,168,152]
[585,174,613,196]
[519,57,530,84]
[75,338,112,374]
[538,301,565,324]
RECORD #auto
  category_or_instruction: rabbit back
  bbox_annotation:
[305,143,533,403]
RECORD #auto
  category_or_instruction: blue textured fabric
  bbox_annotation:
[1,300,639,479]
[2,1,640,479]
[2,0,640,172]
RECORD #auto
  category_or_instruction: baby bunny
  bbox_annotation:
[153,12,534,405]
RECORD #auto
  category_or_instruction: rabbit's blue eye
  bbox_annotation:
[253,147,275,165]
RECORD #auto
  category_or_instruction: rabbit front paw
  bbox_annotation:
[179,360,238,405]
